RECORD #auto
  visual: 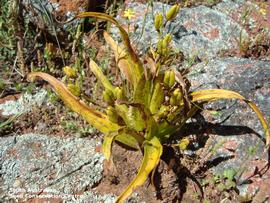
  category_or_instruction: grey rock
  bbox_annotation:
[112,1,246,60]
[189,57,270,113]
[213,0,245,15]
[169,5,245,60]
[188,57,270,195]
[0,89,47,116]
[0,133,109,201]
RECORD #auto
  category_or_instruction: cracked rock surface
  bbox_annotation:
[0,89,47,116]
[112,1,246,60]
[0,134,115,202]
[187,57,270,198]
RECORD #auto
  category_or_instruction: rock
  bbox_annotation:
[168,5,245,60]
[214,1,270,59]
[0,133,115,202]
[213,0,245,16]
[0,89,47,116]
[187,57,270,199]
[112,1,246,60]
[214,0,270,36]
[113,0,270,60]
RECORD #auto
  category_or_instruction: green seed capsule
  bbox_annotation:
[63,66,76,78]
[173,88,180,97]
[67,83,81,97]
[157,105,169,118]
[114,87,125,100]
[157,39,163,54]
[170,95,177,106]
[173,88,182,104]
[154,13,163,31]
[169,71,175,88]
[167,112,175,121]
[166,4,180,21]
[164,71,171,87]
[163,34,172,48]
[106,106,118,123]
[178,138,190,150]
[175,88,183,102]
[103,89,114,104]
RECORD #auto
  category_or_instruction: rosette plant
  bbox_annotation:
[28,5,270,203]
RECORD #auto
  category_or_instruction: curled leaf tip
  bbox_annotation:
[27,72,39,82]
[116,137,162,202]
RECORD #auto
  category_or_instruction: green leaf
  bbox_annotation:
[149,83,164,114]
[116,136,163,203]
[115,129,144,149]
[89,59,114,92]
[157,121,178,140]
[145,116,159,140]
[115,104,145,132]
[133,78,151,107]
[103,32,143,86]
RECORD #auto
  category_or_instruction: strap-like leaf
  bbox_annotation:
[27,72,120,134]
[103,128,145,159]
[77,12,138,64]
[103,131,118,160]
[76,13,143,86]
[149,83,164,114]
[115,129,144,149]
[89,59,114,92]
[116,136,163,203]
[115,104,145,132]
[133,78,152,107]
[190,89,270,147]
[103,32,142,86]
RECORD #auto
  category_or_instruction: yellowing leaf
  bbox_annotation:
[190,89,270,147]
[77,12,137,63]
[150,83,164,114]
[103,32,132,83]
[128,106,146,131]
[115,104,145,132]
[115,129,144,149]
[103,32,143,86]
[27,72,120,134]
[89,59,114,92]
[103,129,144,158]
[76,12,144,87]
[103,131,118,160]
[133,78,151,107]
[116,136,162,203]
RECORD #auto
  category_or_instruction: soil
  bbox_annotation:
[94,140,241,202]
